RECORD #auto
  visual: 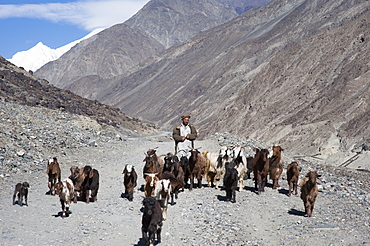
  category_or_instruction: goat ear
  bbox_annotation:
[89,169,94,178]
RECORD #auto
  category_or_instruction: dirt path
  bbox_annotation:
[1,136,369,246]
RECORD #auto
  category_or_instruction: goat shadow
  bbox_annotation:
[216,195,228,202]
[243,185,255,193]
[52,211,72,218]
[120,193,136,202]
[183,183,207,190]
[13,201,28,206]
[139,184,145,192]
[288,208,306,217]
[134,238,159,246]
[278,188,290,196]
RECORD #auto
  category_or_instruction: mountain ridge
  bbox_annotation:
[33,0,369,162]
[8,29,103,72]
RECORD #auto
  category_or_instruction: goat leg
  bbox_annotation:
[257,179,263,195]
[128,190,134,201]
[170,193,175,205]
[149,231,155,246]
[24,193,28,206]
[197,178,202,188]
[91,189,98,202]
[231,189,236,203]
[60,199,66,217]
[156,227,162,243]
[17,193,21,205]
[288,182,292,197]
[189,176,194,191]
[293,183,298,195]
[142,229,149,245]
[73,191,78,203]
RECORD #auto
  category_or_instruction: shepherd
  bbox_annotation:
[172,114,197,159]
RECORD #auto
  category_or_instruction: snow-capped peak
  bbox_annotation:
[8,28,103,72]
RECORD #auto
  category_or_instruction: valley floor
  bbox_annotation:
[0,136,369,246]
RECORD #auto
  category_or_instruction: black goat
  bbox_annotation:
[223,162,238,203]
[142,197,163,246]
[81,165,99,203]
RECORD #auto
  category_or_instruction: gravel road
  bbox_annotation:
[1,133,369,246]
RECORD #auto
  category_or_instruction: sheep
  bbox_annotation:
[286,162,300,196]
[154,178,172,220]
[55,178,74,218]
[269,146,285,189]
[68,165,86,203]
[46,157,61,195]
[12,182,30,206]
[187,148,207,190]
[122,164,138,201]
[300,171,321,217]
[81,165,99,203]
[144,173,159,197]
[252,148,270,195]
[223,162,238,203]
[141,197,163,246]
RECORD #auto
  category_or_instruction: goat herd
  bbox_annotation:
[12,156,100,218]
[11,145,321,246]
[126,145,321,246]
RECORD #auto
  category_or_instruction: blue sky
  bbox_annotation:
[0,0,149,59]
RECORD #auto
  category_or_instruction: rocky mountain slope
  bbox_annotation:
[35,0,247,91]
[92,0,369,160]
[34,0,369,163]
[0,56,155,136]
[215,0,271,14]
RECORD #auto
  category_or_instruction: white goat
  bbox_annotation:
[55,178,74,218]
[154,179,172,220]
[231,146,248,191]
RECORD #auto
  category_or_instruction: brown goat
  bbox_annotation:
[269,146,284,189]
[68,166,86,203]
[188,148,207,190]
[12,182,30,206]
[46,157,61,195]
[143,149,162,179]
[144,173,159,197]
[300,171,321,217]
[252,149,270,195]
[286,162,300,196]
[122,164,138,201]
